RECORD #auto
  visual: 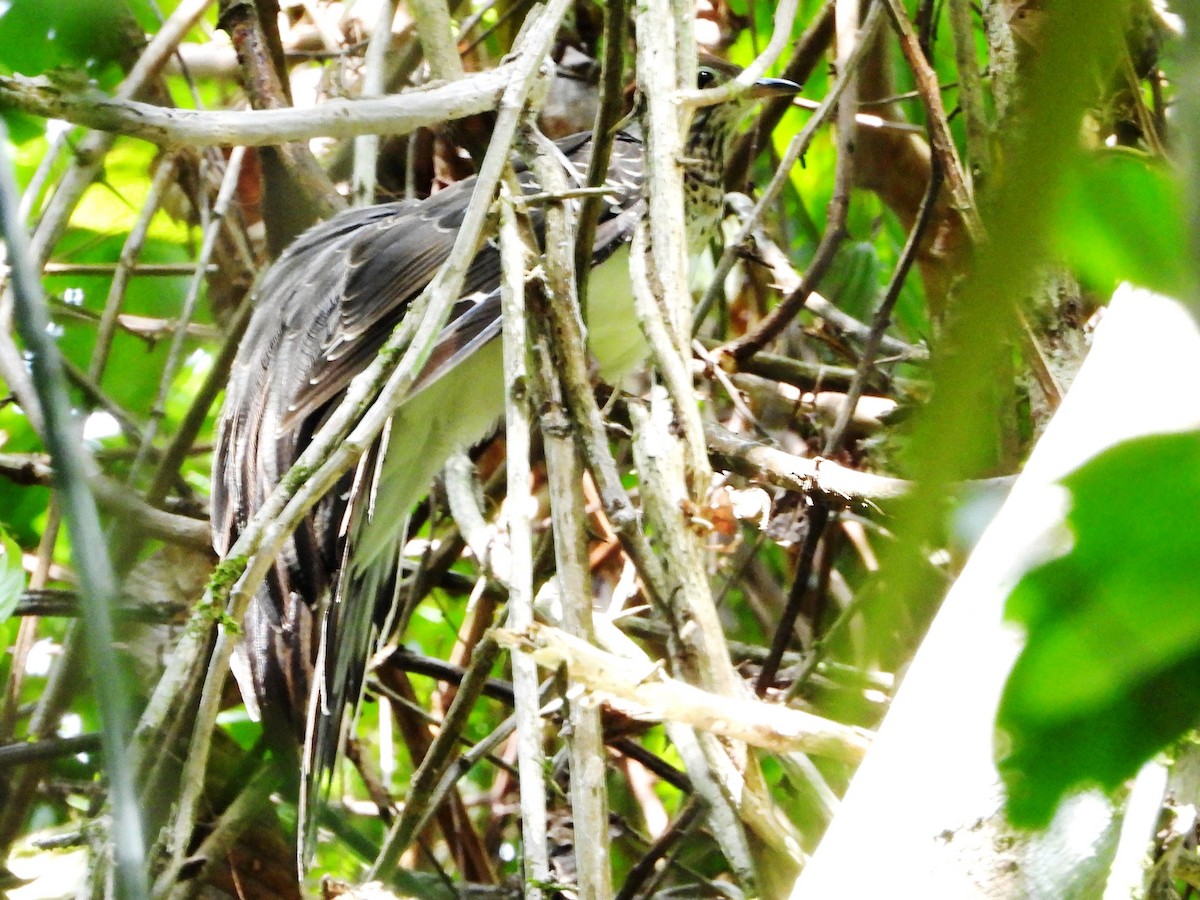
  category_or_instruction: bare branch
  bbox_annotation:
[0,64,518,148]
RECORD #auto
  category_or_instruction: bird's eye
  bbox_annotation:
[697,68,716,89]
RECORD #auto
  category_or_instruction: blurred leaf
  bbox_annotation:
[1053,151,1189,296]
[0,528,25,623]
[821,240,881,319]
[0,0,134,80]
[998,430,1200,826]
[1,110,45,145]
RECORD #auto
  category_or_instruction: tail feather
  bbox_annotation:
[297,329,506,858]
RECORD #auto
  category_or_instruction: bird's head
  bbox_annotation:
[687,55,802,163]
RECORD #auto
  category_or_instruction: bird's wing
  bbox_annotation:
[212,129,648,848]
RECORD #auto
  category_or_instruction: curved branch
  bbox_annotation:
[0,64,517,148]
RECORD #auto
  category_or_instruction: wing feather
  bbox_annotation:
[211,128,648,851]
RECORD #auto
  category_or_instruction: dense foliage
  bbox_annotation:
[0,0,1195,897]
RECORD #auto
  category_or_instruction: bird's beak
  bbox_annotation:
[746,76,802,99]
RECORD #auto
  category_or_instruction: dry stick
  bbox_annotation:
[411,0,467,80]
[0,618,85,857]
[1122,50,1166,156]
[763,159,946,699]
[635,0,709,492]
[881,0,982,239]
[639,1,803,884]
[52,304,219,340]
[219,2,342,219]
[573,0,628,300]
[632,7,759,872]
[497,623,870,761]
[498,182,550,899]
[895,3,1073,418]
[0,64,519,149]
[399,696,555,882]
[628,403,755,887]
[776,167,947,702]
[725,193,927,362]
[707,3,885,354]
[0,455,211,548]
[530,228,671,608]
[614,798,704,900]
[443,453,512,585]
[351,0,399,207]
[89,153,180,380]
[29,262,216,276]
[0,124,148,899]
[151,4,572,880]
[705,423,912,503]
[947,0,992,186]
[731,3,836,186]
[128,148,246,486]
[388,647,696,794]
[0,732,104,766]
[143,291,257,507]
[0,510,74,863]
[373,669,498,882]
[753,0,862,696]
[703,337,925,397]
[529,134,613,900]
[14,588,189,622]
[0,497,61,797]
[158,762,281,900]
[824,171,944,457]
[324,0,478,182]
[60,354,149,441]
[17,127,67,223]
[369,635,504,880]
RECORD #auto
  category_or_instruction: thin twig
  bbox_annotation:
[351,0,398,207]
[881,0,983,239]
[0,64,520,148]
[0,733,104,766]
[770,166,948,700]
[574,0,628,302]
[88,153,180,380]
[27,0,215,266]
[529,133,613,900]
[498,180,550,899]
[948,0,992,186]
[128,147,245,486]
[613,798,704,900]
[753,0,865,695]
[705,3,885,354]
[0,120,148,898]
[143,286,257,508]
[369,635,503,879]
[822,166,944,456]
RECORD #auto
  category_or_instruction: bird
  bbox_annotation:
[211,55,800,854]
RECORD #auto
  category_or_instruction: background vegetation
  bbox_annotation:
[0,0,1194,897]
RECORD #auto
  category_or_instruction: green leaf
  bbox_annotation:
[0,528,26,623]
[998,430,1200,826]
[821,241,881,320]
[1053,151,1189,296]
[0,0,133,79]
